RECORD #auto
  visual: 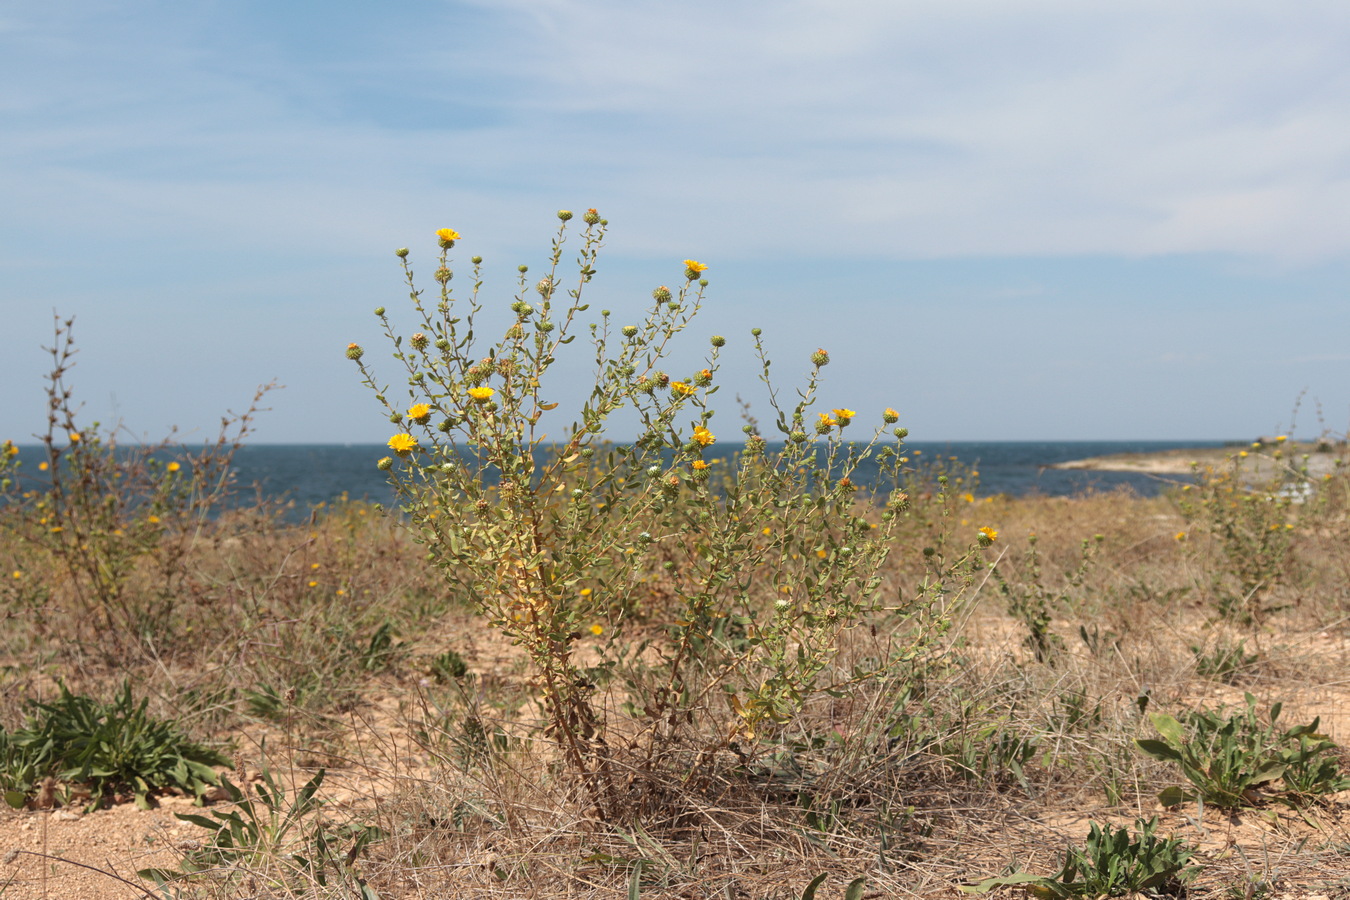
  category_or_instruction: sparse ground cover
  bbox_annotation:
[3,214,1350,899]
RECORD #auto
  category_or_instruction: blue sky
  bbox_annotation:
[3,1,1349,444]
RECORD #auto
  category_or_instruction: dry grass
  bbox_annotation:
[4,465,1350,898]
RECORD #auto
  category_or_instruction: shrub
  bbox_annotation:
[350,212,967,819]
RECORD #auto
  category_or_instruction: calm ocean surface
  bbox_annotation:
[223,440,1225,510]
[6,441,1229,514]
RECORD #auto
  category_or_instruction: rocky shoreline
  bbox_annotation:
[1051,441,1344,481]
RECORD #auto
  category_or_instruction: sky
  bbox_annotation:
[3,1,1350,444]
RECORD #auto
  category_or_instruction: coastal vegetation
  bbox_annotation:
[0,214,1348,898]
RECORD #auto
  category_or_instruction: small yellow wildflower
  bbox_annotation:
[308,580,318,588]
[590,624,604,636]
[50,526,63,534]
[693,425,715,446]
[436,228,461,242]
[407,403,432,424]
[962,492,975,503]
[467,386,495,402]
[579,588,592,597]
[818,413,837,427]
[692,460,709,470]
[167,461,181,473]
[1238,451,1248,458]
[38,462,48,471]
[3,442,16,457]
[816,549,828,559]
[684,259,708,273]
[762,527,772,536]
[1175,532,1186,541]
[68,432,81,443]
[1276,435,1288,443]
[832,408,856,421]
[977,526,998,545]
[670,381,695,396]
[883,407,900,423]
[311,562,320,570]
[11,570,21,579]
[388,433,418,456]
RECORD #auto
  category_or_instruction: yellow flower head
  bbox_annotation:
[467,386,495,402]
[167,462,181,473]
[832,408,856,421]
[978,526,998,545]
[692,460,709,470]
[818,412,837,427]
[670,381,695,396]
[407,403,432,423]
[692,425,715,446]
[388,433,418,456]
[762,527,772,535]
[1276,435,1288,442]
[589,624,604,636]
[436,228,461,242]
[683,259,708,273]
[38,462,48,471]
[3,441,16,457]
[579,587,592,597]
[68,432,81,443]
[883,407,900,423]
[1174,531,1187,542]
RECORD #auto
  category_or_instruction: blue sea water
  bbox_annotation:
[226,440,1225,510]
[4,441,1229,514]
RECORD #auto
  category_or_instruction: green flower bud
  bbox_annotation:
[518,264,529,273]
[790,431,807,443]
[647,465,662,478]
[811,348,830,366]
[374,307,386,317]
[622,325,638,338]
[652,286,672,303]
[583,209,601,225]
[471,255,483,264]
[435,267,452,284]
[395,248,409,258]
[435,338,450,351]
[410,332,429,351]
[557,209,573,221]
[580,447,594,458]
[377,456,394,470]
[710,335,726,347]
[345,343,364,361]
[894,427,909,440]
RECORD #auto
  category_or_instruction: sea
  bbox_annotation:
[4,441,1229,516]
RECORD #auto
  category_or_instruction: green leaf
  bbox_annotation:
[1148,713,1185,747]
[844,876,867,900]
[4,790,27,810]
[960,873,1051,894]
[1157,785,1190,807]
[800,873,829,900]
[1135,739,1181,762]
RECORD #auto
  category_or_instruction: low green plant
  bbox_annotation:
[0,683,228,810]
[991,534,1101,664]
[1177,448,1302,624]
[141,761,384,898]
[965,818,1198,898]
[1136,693,1350,808]
[1191,637,1259,684]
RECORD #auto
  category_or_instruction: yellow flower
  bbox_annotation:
[692,460,709,470]
[38,461,48,471]
[407,403,432,423]
[388,433,418,456]
[816,549,828,559]
[1174,531,1186,542]
[962,492,975,503]
[684,259,708,273]
[467,386,495,402]
[670,381,695,396]
[147,516,160,525]
[167,462,181,473]
[3,442,16,457]
[832,408,856,420]
[308,580,318,588]
[579,588,592,597]
[11,570,21,579]
[1276,435,1288,443]
[818,413,837,427]
[978,526,998,544]
[590,624,604,636]
[762,527,772,536]
[436,228,461,242]
[693,426,715,446]
[68,432,81,443]
[1238,451,1248,458]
